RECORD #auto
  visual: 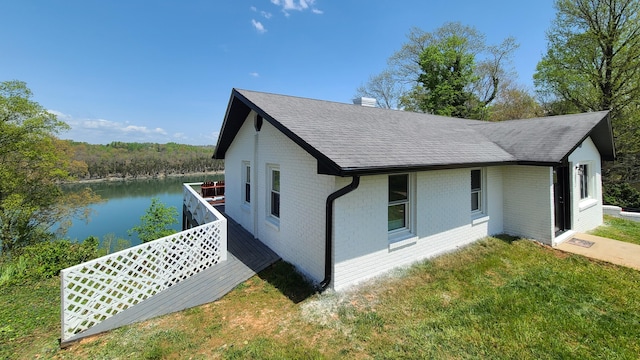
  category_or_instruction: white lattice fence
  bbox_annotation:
[60,218,227,341]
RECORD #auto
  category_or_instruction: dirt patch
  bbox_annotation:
[552,249,572,259]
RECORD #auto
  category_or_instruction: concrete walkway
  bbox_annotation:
[556,233,640,271]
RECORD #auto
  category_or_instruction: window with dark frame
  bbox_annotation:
[471,169,482,213]
[579,164,589,199]
[388,174,409,232]
[244,164,251,204]
[270,168,280,218]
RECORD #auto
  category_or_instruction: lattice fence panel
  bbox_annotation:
[61,219,225,341]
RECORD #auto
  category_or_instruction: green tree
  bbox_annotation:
[535,0,640,115]
[129,197,178,243]
[534,0,640,182]
[489,83,543,121]
[0,80,99,254]
[406,34,481,117]
[356,23,518,118]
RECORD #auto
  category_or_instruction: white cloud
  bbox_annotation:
[251,6,272,19]
[121,125,167,135]
[48,109,68,118]
[251,19,267,33]
[209,131,220,142]
[50,110,179,144]
[83,119,119,129]
[249,72,260,77]
[271,0,322,14]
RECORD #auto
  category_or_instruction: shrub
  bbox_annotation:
[0,237,100,285]
[129,197,178,243]
[603,181,640,209]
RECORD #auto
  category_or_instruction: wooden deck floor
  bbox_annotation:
[64,210,280,344]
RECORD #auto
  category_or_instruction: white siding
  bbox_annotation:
[487,167,504,235]
[503,166,554,244]
[331,168,504,291]
[224,112,335,283]
[567,137,603,234]
[225,115,257,233]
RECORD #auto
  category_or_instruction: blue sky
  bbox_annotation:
[0,1,556,145]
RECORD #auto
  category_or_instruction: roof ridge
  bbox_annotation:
[470,110,611,126]
[233,88,485,122]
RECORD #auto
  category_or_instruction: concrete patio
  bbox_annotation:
[557,233,640,271]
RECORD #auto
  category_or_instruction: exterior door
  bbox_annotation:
[553,166,571,235]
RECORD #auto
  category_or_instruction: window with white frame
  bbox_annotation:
[579,164,590,200]
[471,169,483,213]
[242,162,250,204]
[388,174,410,232]
[268,166,280,219]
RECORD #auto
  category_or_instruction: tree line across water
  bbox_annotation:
[67,141,223,180]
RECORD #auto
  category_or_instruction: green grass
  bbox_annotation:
[590,215,640,245]
[0,277,61,359]
[2,218,640,359]
[348,237,640,358]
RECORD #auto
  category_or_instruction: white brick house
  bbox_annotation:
[214,89,615,290]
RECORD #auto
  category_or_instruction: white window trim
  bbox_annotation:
[242,161,251,209]
[266,164,280,228]
[388,173,417,244]
[471,168,486,218]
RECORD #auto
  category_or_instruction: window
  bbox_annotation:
[243,162,250,204]
[269,167,280,219]
[579,164,589,199]
[471,169,482,213]
[388,174,410,232]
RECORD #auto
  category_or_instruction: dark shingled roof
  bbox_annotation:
[213,89,615,176]
[473,111,615,163]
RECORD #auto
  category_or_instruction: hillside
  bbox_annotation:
[66,141,224,180]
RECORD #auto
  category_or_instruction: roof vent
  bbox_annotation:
[352,97,377,107]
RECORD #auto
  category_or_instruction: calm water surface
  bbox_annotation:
[61,174,223,246]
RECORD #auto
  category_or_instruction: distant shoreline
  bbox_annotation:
[68,171,225,184]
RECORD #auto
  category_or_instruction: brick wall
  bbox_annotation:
[332,168,505,290]
[568,137,603,234]
[503,166,554,244]
[225,112,335,283]
[225,114,256,232]
[226,119,603,290]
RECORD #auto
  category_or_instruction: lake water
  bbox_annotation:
[61,174,224,246]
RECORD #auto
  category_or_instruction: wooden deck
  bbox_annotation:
[64,209,280,344]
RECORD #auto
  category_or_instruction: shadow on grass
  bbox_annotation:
[257,261,316,304]
[493,234,521,244]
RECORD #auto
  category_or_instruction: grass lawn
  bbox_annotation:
[590,215,640,245]
[1,218,639,359]
[0,277,61,359]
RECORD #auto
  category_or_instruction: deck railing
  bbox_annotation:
[60,185,227,342]
[183,182,223,225]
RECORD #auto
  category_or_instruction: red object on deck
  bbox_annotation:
[201,181,225,204]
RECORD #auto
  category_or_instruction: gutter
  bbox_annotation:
[320,176,360,290]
